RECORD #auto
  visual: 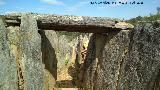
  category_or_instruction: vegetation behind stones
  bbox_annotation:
[127,7,160,25]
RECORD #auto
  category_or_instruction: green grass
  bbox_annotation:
[0,15,6,24]
[0,15,5,19]
[127,13,160,25]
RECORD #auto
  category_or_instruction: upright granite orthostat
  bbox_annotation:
[0,17,18,90]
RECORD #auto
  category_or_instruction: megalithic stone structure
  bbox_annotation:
[4,13,134,33]
[83,21,160,90]
[1,13,160,90]
[19,14,45,90]
[0,17,18,90]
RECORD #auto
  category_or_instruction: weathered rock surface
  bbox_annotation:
[0,18,18,90]
[39,30,91,88]
[83,30,130,90]
[1,13,160,90]
[39,30,58,89]
[83,21,160,90]
[37,15,133,33]
[119,21,160,90]
[7,26,23,89]
[19,14,45,90]
[5,13,133,33]
[3,14,45,90]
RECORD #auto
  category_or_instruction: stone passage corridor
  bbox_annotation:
[1,13,160,90]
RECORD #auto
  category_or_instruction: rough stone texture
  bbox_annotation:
[39,30,73,71]
[38,30,91,88]
[5,13,133,33]
[1,13,160,90]
[119,21,160,90]
[37,15,133,33]
[83,21,160,90]
[39,30,58,90]
[0,19,18,90]
[19,14,44,90]
[83,30,130,90]
[7,26,24,89]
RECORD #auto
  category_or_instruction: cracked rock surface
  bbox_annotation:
[83,21,160,90]
[0,18,18,90]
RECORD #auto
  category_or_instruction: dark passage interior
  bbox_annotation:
[38,30,91,89]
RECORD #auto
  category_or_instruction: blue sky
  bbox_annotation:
[0,0,159,19]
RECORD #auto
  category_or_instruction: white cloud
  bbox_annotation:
[40,0,65,6]
[0,0,5,5]
[5,11,20,14]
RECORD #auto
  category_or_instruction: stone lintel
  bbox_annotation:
[4,13,134,33]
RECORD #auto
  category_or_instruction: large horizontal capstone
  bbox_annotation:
[4,13,134,33]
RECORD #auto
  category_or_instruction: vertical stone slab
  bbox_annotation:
[0,19,18,90]
[83,30,130,90]
[20,14,44,90]
[84,21,160,90]
[39,30,57,90]
[119,21,160,90]
[97,31,130,90]
[83,34,96,89]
